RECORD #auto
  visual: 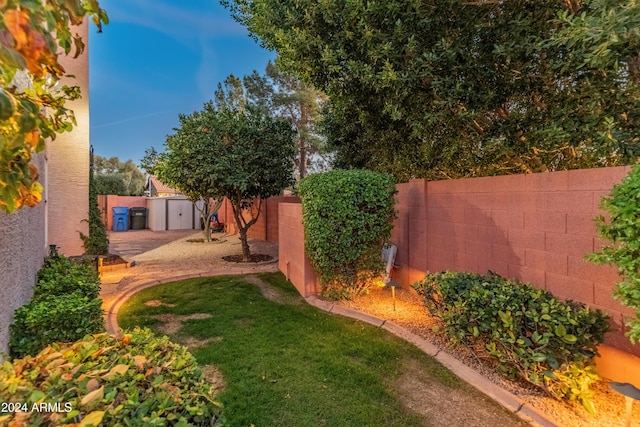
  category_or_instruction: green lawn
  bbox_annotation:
[117,273,476,426]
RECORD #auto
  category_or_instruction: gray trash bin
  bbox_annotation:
[129,207,147,230]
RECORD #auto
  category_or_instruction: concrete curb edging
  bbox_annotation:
[305,296,560,427]
[104,273,558,427]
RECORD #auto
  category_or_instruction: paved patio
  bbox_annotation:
[100,229,279,325]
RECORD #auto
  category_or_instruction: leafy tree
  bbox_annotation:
[0,1,108,213]
[156,102,295,255]
[214,74,248,113]
[94,173,127,195]
[244,60,328,179]
[154,112,223,242]
[93,155,145,195]
[139,146,159,175]
[225,0,639,181]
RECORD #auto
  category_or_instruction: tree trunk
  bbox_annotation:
[203,217,211,242]
[230,195,260,262]
[239,228,251,261]
[198,199,223,242]
[299,104,308,179]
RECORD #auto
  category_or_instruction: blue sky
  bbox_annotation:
[89,0,275,165]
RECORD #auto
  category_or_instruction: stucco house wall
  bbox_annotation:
[0,154,47,355]
[46,21,90,256]
[0,20,90,354]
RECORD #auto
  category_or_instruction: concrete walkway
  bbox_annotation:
[100,229,558,427]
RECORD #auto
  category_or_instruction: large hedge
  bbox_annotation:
[413,271,609,413]
[299,169,396,299]
[588,163,640,343]
[0,328,225,426]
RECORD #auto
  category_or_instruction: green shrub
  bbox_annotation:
[413,271,609,413]
[33,254,101,301]
[587,163,640,343]
[299,169,396,299]
[9,292,105,358]
[80,169,109,255]
[0,328,225,426]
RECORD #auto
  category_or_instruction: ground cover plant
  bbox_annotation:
[299,169,396,299]
[9,254,105,358]
[0,328,225,426]
[118,273,525,426]
[413,271,609,413]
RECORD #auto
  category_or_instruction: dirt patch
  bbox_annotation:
[233,317,255,327]
[180,336,223,350]
[153,313,213,335]
[393,359,527,426]
[222,254,273,263]
[201,364,226,395]
[243,275,288,304]
[145,300,177,307]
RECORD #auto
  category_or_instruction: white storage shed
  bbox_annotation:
[146,196,203,231]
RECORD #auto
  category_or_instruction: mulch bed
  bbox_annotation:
[186,238,225,243]
[222,254,273,263]
[69,254,128,267]
[100,254,128,266]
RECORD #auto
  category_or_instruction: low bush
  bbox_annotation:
[33,254,101,301]
[9,292,105,358]
[299,169,396,299]
[413,271,610,413]
[0,328,225,426]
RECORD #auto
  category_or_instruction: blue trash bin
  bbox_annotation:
[112,206,129,231]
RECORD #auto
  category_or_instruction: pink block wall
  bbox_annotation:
[278,201,320,297]
[217,196,300,243]
[277,167,640,377]
[413,166,638,358]
[392,179,429,286]
[99,195,147,231]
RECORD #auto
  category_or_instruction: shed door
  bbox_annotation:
[167,199,195,230]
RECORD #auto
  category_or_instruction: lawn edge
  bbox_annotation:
[105,273,560,427]
[305,295,561,427]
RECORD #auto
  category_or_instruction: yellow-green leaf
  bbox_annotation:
[102,364,129,380]
[80,386,104,407]
[79,410,105,426]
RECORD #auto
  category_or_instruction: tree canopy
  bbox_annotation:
[0,1,108,213]
[226,0,640,181]
[156,102,295,255]
[244,60,328,179]
[215,62,328,180]
[93,155,145,196]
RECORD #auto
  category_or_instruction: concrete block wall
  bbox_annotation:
[276,166,640,383]
[392,180,428,286]
[99,195,147,231]
[421,167,638,358]
[218,196,300,243]
[278,201,320,297]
